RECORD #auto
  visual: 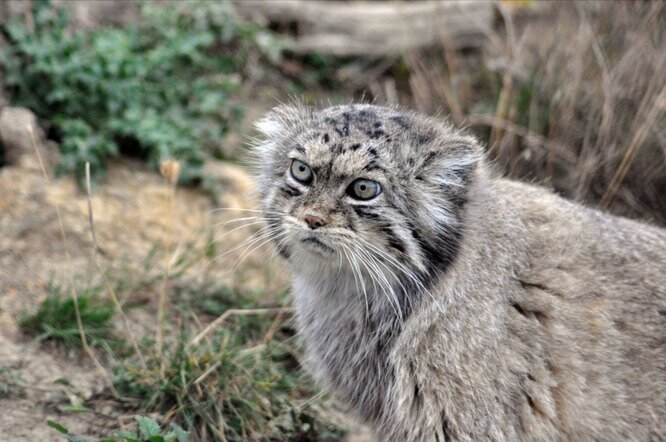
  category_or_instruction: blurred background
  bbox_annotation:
[0,1,664,440]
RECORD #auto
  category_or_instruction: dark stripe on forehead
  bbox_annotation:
[294,144,306,154]
[338,124,350,137]
[324,115,351,138]
[368,129,385,139]
[362,161,386,173]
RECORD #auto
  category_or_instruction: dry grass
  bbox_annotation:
[399,1,666,224]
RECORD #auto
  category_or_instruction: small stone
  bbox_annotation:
[0,107,58,167]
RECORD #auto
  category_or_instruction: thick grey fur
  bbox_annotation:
[251,103,665,441]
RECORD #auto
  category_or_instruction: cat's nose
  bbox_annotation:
[304,214,328,229]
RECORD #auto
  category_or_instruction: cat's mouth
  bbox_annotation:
[300,236,335,254]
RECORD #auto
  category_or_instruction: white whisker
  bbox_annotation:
[353,244,402,321]
[209,226,281,263]
[211,220,267,244]
[209,207,287,216]
[356,247,403,317]
[207,216,262,229]
[340,243,369,321]
[231,230,290,271]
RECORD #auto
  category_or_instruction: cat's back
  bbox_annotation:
[498,178,665,293]
[496,178,665,439]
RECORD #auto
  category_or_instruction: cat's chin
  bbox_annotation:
[297,236,335,257]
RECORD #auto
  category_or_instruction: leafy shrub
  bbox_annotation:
[0,0,281,184]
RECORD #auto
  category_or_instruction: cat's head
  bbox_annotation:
[252,103,480,290]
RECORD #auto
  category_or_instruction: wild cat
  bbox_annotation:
[250,103,665,441]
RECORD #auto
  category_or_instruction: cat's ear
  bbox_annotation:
[255,104,309,141]
[415,130,481,190]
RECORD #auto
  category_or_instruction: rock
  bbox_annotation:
[0,107,39,166]
[0,107,58,167]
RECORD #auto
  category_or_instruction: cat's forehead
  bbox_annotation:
[285,108,394,178]
[314,105,414,140]
[293,134,384,182]
[292,105,415,161]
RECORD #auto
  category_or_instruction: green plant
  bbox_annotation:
[19,282,116,349]
[114,284,341,441]
[48,415,189,442]
[25,267,340,440]
[0,0,283,184]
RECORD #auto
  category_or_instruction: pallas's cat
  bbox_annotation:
[251,104,665,441]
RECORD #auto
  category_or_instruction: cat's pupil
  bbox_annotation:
[360,184,367,191]
[299,165,306,172]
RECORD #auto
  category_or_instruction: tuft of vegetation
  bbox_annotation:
[48,415,189,442]
[20,282,116,349]
[114,284,341,441]
[22,251,340,440]
[0,0,284,184]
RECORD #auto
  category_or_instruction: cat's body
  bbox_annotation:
[253,104,666,441]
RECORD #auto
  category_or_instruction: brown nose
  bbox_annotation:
[304,214,327,229]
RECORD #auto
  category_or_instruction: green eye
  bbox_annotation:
[290,159,313,184]
[348,178,381,200]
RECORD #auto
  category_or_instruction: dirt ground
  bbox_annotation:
[0,106,288,440]
[0,102,371,440]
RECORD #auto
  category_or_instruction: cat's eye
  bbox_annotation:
[290,160,313,184]
[348,179,381,200]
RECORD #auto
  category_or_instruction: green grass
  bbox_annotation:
[23,248,341,441]
[20,282,116,350]
[114,284,342,441]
